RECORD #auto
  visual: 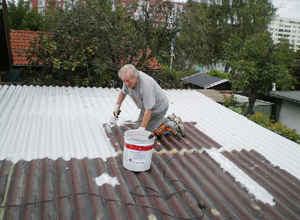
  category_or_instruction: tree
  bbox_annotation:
[291,49,300,89]
[176,1,212,67]
[127,0,183,68]
[7,0,44,31]
[25,0,183,87]
[26,0,131,87]
[226,32,297,115]
[177,0,276,70]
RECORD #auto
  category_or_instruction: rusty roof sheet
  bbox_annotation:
[1,124,300,219]
[0,85,300,219]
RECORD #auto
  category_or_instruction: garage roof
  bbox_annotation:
[0,85,299,219]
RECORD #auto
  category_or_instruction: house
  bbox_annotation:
[268,15,300,51]
[182,72,231,90]
[196,90,274,118]
[270,90,300,134]
[0,84,299,219]
[233,94,274,117]
[5,30,42,82]
[10,30,42,67]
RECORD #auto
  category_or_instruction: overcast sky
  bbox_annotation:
[7,0,300,20]
[173,0,300,21]
[272,0,300,20]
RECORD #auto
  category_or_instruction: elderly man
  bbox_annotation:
[113,64,185,136]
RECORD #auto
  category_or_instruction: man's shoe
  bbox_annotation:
[166,113,177,122]
[173,116,185,136]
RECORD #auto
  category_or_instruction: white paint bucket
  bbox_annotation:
[123,130,154,172]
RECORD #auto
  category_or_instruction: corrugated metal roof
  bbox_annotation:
[1,85,300,219]
[182,73,229,89]
[234,94,274,106]
[270,91,300,104]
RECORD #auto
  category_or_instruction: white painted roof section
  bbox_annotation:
[1,85,300,184]
[205,78,228,89]
[206,148,275,205]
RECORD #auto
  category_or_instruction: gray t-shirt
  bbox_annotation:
[122,71,169,114]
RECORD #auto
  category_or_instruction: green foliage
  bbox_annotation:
[147,66,196,89]
[178,0,276,68]
[25,0,182,87]
[248,112,300,144]
[175,1,212,66]
[223,95,237,107]
[7,0,44,31]
[128,0,182,68]
[206,69,228,79]
[226,32,297,115]
[223,95,242,114]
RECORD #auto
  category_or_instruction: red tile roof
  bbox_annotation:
[10,30,162,69]
[10,30,41,66]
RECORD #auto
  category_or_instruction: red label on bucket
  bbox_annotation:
[125,142,154,151]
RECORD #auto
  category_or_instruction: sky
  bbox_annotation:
[173,0,300,21]
[272,0,300,20]
[8,0,300,20]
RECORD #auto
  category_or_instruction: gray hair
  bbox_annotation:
[118,64,139,78]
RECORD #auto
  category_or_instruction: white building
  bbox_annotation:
[268,15,300,51]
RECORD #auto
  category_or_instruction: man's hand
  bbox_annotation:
[138,127,146,131]
[113,104,121,118]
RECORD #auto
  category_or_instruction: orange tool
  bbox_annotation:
[148,121,179,139]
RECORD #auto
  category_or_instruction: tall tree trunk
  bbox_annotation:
[244,87,258,116]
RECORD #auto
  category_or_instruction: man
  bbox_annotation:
[113,64,185,136]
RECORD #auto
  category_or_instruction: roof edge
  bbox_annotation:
[204,78,229,89]
[270,91,300,104]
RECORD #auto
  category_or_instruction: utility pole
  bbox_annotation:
[170,38,175,69]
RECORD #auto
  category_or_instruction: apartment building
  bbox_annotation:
[29,0,184,14]
[268,15,300,51]
[29,0,85,12]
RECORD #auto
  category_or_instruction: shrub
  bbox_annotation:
[206,69,228,79]
[223,95,242,114]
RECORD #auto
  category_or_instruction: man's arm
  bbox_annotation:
[140,109,151,129]
[116,91,126,105]
[113,91,126,117]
